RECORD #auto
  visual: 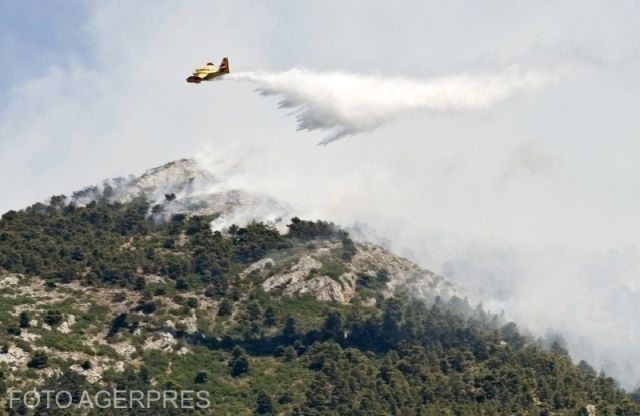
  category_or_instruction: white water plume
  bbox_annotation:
[228,67,554,144]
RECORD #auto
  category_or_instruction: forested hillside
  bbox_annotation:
[0,196,637,415]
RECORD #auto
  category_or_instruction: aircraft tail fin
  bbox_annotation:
[220,57,229,73]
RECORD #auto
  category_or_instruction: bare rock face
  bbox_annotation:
[261,255,322,292]
[58,314,76,334]
[143,332,177,352]
[288,274,354,303]
[260,255,355,303]
[0,346,28,369]
[256,241,462,304]
[119,159,217,201]
[101,158,292,228]
[112,343,136,359]
[70,363,103,384]
[240,258,275,279]
[0,274,21,287]
[179,313,198,333]
[351,243,462,300]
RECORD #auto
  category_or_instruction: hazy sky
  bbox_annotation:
[2,1,640,388]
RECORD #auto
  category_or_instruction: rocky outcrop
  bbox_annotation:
[112,343,136,359]
[256,242,462,304]
[70,363,103,384]
[0,346,28,369]
[260,255,354,303]
[96,158,292,227]
[143,332,177,352]
[240,258,275,279]
[286,273,355,303]
[58,314,76,334]
[351,243,462,299]
[0,274,21,287]
[261,255,322,292]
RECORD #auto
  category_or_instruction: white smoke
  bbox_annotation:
[192,138,640,390]
[228,67,554,144]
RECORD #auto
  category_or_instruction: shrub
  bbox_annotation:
[6,326,21,336]
[27,350,48,368]
[229,355,249,377]
[217,299,232,317]
[44,309,63,327]
[194,371,208,384]
[19,311,31,328]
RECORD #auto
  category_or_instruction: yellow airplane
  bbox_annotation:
[186,57,229,83]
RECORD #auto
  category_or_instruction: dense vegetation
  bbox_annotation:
[0,196,638,415]
[0,196,356,293]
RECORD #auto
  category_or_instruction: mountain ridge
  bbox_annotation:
[0,159,637,414]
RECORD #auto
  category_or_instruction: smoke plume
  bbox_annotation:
[228,67,553,144]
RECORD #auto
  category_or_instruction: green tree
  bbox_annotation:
[230,354,249,377]
[264,306,277,326]
[27,350,48,368]
[255,390,274,415]
[282,316,297,340]
[43,309,63,327]
[229,345,249,377]
[218,299,233,317]
[194,371,208,384]
[18,311,31,328]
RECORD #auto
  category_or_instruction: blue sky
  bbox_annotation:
[0,1,90,99]
[2,0,640,388]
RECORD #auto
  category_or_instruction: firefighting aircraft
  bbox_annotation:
[186,57,229,83]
